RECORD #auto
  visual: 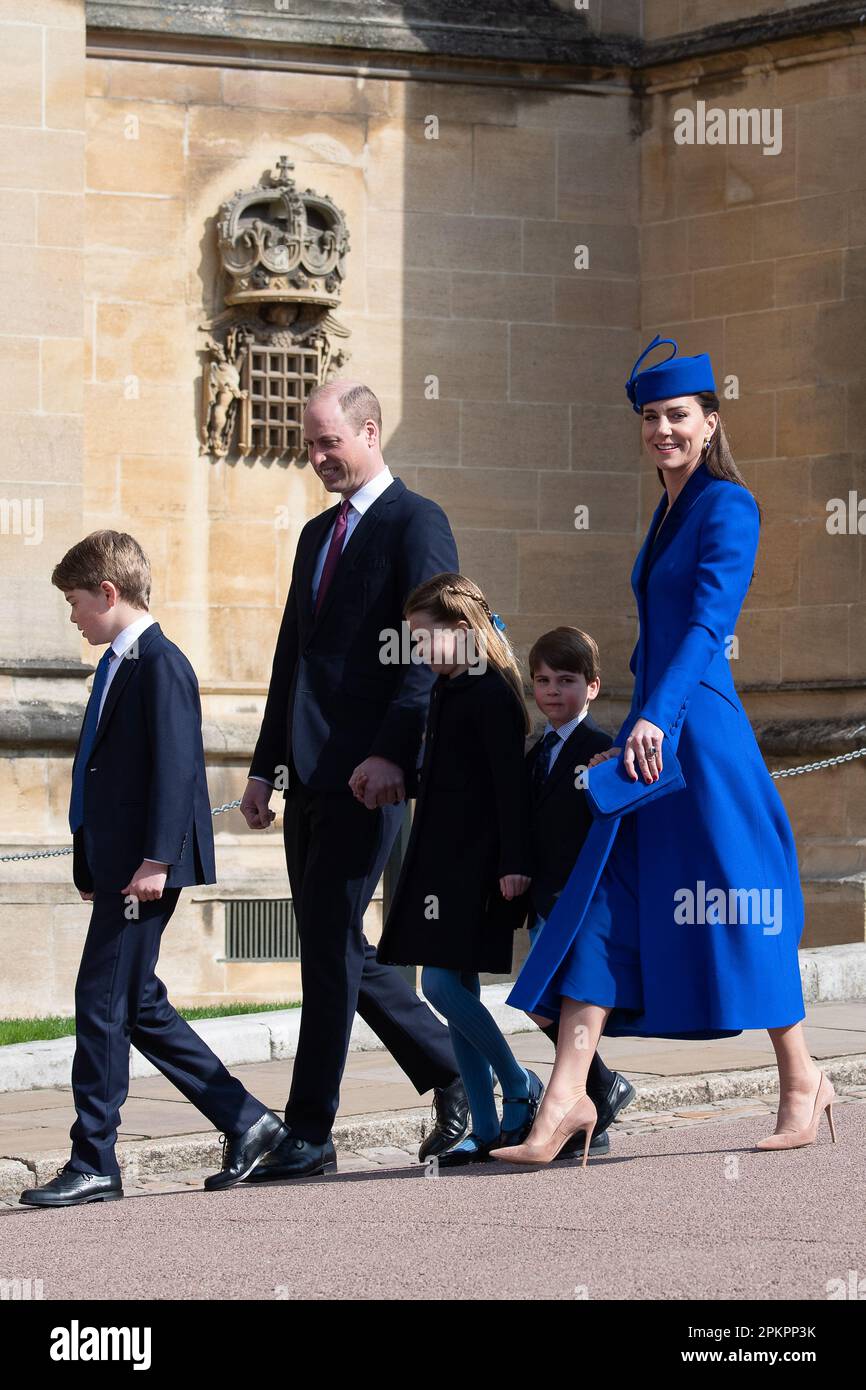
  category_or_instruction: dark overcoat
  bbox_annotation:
[526,713,613,927]
[377,664,531,972]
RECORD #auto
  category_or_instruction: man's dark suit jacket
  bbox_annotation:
[71,621,216,894]
[525,712,613,927]
[250,475,459,795]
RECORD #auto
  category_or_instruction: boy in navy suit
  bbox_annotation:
[21,531,288,1208]
[525,626,635,1155]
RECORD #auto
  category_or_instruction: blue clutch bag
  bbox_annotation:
[585,745,686,821]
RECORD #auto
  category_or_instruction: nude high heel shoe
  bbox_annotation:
[754,1071,837,1151]
[490,1091,598,1169]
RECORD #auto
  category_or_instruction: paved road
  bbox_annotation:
[5,1099,863,1301]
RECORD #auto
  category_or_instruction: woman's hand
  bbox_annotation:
[500,874,531,900]
[623,718,665,783]
[588,746,620,768]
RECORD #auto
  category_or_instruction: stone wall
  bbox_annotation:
[0,0,91,1016]
[1,1,863,1013]
[638,30,866,944]
[0,0,86,661]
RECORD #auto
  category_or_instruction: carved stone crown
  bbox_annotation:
[216,155,350,310]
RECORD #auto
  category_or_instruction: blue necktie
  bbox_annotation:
[531,729,560,800]
[68,648,116,833]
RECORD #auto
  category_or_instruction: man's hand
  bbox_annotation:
[241,778,277,830]
[121,860,168,901]
[79,890,94,902]
[500,874,531,900]
[349,756,405,809]
[623,718,665,783]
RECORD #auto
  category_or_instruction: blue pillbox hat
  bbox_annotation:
[625,334,716,413]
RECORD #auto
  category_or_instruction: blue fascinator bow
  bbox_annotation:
[625,334,677,410]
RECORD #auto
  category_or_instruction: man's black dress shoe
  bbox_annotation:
[203,1110,291,1190]
[556,1071,635,1159]
[243,1132,338,1182]
[20,1165,123,1208]
[418,1076,469,1162]
[435,1132,498,1168]
[497,1069,545,1148]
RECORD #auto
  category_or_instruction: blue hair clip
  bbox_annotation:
[491,612,507,633]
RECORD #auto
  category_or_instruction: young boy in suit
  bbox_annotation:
[21,531,289,1207]
[525,626,636,1155]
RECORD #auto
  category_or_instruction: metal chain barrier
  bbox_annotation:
[0,800,242,863]
[2,751,865,864]
[770,747,866,779]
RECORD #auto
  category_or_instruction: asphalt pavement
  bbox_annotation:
[4,1093,864,1301]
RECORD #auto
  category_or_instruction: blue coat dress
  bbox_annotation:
[508,461,806,1038]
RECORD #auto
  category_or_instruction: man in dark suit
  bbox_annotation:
[21,531,289,1209]
[525,627,635,1156]
[240,382,468,1179]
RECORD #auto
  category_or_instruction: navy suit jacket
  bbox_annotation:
[71,622,216,893]
[525,712,613,926]
[250,476,459,794]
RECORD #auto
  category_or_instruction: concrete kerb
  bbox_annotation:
[5,1054,866,1197]
[2,944,865,1096]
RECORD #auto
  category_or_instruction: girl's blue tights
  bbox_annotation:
[421,966,530,1143]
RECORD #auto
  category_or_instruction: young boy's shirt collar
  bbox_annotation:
[541,707,588,771]
[96,614,157,726]
[109,612,157,661]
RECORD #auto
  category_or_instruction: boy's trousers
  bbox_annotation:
[69,887,267,1177]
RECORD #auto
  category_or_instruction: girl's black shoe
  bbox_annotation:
[435,1132,499,1167]
[497,1069,545,1147]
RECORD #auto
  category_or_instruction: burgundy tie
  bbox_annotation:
[314,498,351,616]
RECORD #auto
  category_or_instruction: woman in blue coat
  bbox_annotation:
[492,337,837,1168]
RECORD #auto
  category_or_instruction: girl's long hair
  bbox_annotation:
[653,390,763,523]
[403,572,532,735]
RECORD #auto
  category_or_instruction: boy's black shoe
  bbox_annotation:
[593,1072,636,1134]
[555,1128,611,1159]
[555,1071,635,1159]
[20,1165,123,1208]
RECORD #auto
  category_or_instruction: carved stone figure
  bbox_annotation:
[200,157,351,462]
[200,328,249,458]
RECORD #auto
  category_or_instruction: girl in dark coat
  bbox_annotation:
[374,573,542,1165]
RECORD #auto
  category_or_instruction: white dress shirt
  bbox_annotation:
[540,706,589,773]
[97,612,157,724]
[310,466,395,605]
[251,468,396,789]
